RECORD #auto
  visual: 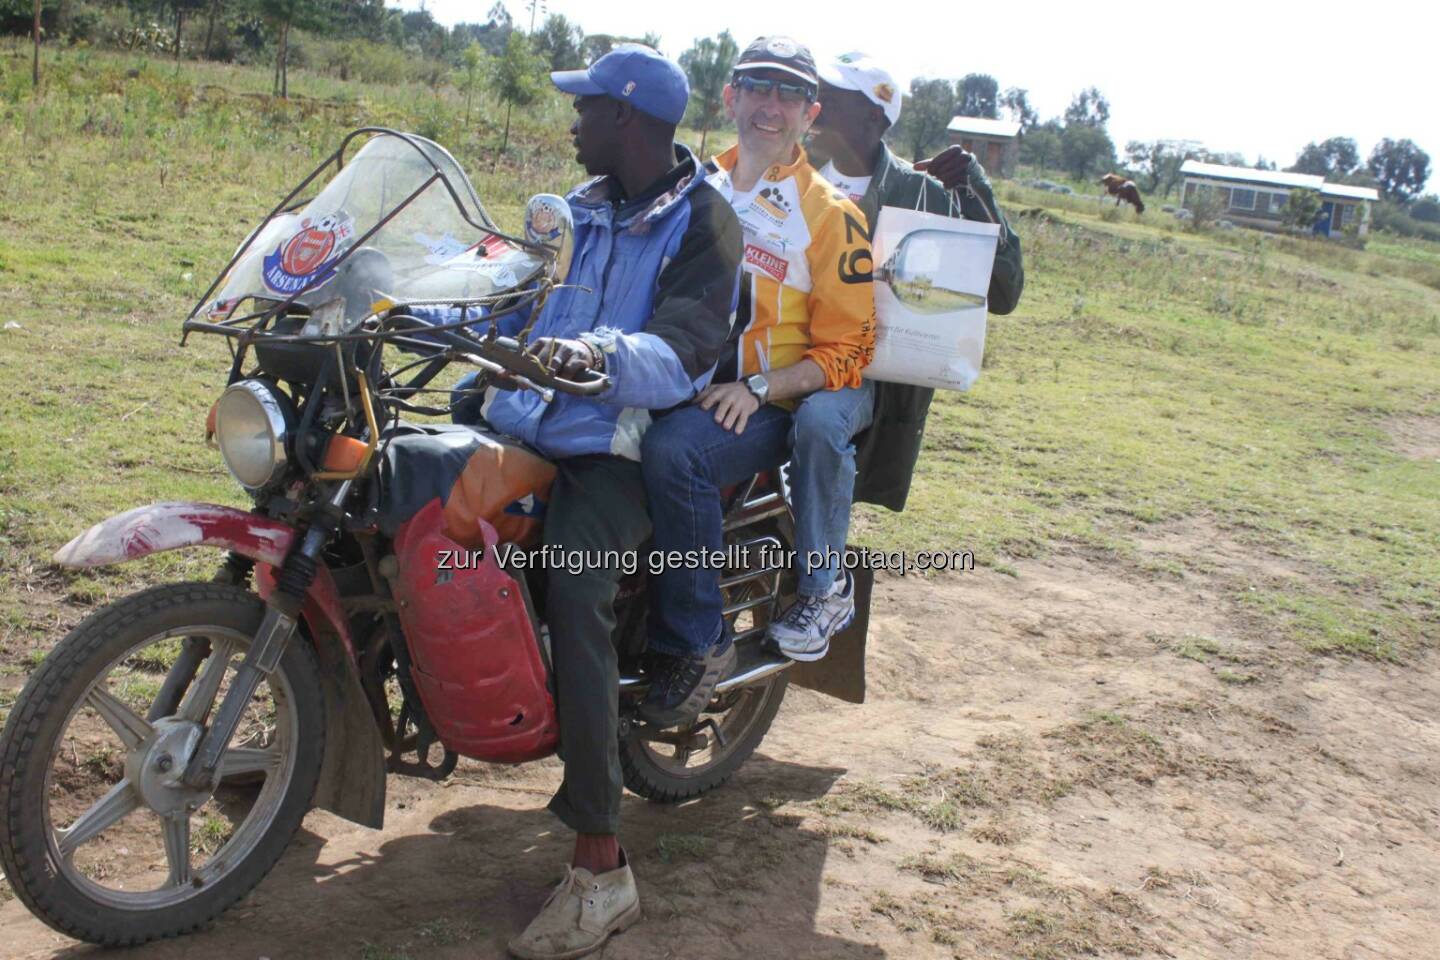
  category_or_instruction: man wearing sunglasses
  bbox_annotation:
[638,36,877,726]
[806,50,1024,515]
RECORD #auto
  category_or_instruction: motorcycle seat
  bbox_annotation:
[377,423,555,548]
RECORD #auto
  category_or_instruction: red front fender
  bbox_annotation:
[55,501,295,569]
[53,501,353,659]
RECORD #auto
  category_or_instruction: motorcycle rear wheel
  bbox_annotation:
[620,511,792,802]
[0,582,325,946]
[619,674,789,802]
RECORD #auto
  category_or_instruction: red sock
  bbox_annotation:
[573,833,621,874]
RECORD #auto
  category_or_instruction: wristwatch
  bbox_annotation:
[744,374,770,405]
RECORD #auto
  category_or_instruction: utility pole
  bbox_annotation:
[32,0,41,87]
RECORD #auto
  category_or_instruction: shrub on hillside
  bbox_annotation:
[1338,224,1367,250]
[284,35,312,70]
[1280,191,1321,231]
[1186,187,1222,231]
[64,2,117,45]
[1372,201,1440,242]
[92,14,172,55]
[297,35,433,86]
[1410,196,1440,224]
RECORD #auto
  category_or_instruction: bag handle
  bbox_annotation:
[914,161,979,222]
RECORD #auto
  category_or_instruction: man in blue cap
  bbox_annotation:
[428,46,742,960]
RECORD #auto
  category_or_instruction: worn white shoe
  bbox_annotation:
[767,571,855,662]
[507,851,641,960]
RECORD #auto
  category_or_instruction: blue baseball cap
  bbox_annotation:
[551,45,690,126]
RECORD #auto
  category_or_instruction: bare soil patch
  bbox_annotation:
[1382,415,1440,461]
[1127,514,1312,586]
[1,542,1437,959]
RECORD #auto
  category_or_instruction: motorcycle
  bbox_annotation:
[0,129,870,945]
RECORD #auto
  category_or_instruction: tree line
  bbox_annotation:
[7,0,657,95]
[887,73,1119,183]
[12,8,1434,225]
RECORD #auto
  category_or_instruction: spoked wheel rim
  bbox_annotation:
[40,624,300,910]
[634,679,783,778]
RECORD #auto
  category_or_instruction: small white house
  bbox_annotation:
[946,116,1021,178]
[1179,160,1378,237]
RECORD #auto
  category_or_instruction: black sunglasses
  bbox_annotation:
[734,75,816,105]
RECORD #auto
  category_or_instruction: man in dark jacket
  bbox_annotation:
[413,47,742,960]
[508,49,741,960]
[807,51,1025,511]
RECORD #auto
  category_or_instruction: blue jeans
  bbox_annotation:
[789,380,874,595]
[641,382,874,657]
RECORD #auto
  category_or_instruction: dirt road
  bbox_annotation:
[3,522,1437,959]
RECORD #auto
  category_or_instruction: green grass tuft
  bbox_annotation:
[656,832,713,863]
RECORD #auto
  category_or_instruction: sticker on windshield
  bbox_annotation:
[477,234,512,258]
[206,295,243,320]
[262,213,355,295]
[446,258,521,288]
[415,232,470,265]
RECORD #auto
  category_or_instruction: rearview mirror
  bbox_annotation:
[524,194,575,284]
[875,229,988,313]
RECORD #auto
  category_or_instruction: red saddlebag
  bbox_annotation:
[390,498,558,762]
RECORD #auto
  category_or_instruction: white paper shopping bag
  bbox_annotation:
[863,206,1000,391]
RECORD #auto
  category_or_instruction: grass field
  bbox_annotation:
[1,39,1437,686]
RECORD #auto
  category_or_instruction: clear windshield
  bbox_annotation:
[205,132,544,324]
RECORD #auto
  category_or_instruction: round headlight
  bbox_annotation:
[214,380,294,490]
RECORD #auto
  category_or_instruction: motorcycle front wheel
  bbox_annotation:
[0,582,325,946]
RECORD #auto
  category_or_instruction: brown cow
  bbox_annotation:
[1100,173,1145,214]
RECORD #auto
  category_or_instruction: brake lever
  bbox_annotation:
[455,352,556,403]
[512,374,556,402]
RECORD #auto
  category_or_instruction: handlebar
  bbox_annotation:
[547,365,611,396]
[451,351,609,403]
[384,314,612,400]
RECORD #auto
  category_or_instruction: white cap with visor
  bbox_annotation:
[818,51,902,128]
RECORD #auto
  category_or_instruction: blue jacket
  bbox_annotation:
[420,146,742,461]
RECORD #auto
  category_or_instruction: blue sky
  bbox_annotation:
[402,0,1435,190]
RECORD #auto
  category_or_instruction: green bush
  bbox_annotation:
[64,2,115,45]
[1186,186,1222,231]
[1372,200,1440,242]
[356,42,421,85]
[297,35,427,86]
[1338,224,1367,250]
[1410,196,1440,223]
[1281,190,1321,231]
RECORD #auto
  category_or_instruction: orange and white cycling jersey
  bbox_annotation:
[706,145,875,390]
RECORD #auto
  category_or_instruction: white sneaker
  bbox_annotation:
[767,571,855,662]
[507,851,642,960]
